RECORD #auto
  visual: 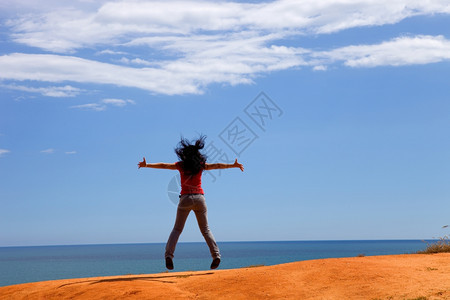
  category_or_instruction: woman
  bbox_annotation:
[138,136,244,270]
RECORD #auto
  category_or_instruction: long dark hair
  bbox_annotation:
[175,135,207,174]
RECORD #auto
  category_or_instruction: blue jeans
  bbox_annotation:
[165,194,220,259]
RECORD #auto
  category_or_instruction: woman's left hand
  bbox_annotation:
[138,157,147,169]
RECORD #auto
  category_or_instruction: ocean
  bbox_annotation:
[0,240,431,287]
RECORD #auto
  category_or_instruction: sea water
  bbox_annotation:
[0,240,431,287]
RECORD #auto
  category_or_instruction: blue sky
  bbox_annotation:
[0,0,449,247]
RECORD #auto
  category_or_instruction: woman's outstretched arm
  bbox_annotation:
[205,159,244,172]
[138,157,177,170]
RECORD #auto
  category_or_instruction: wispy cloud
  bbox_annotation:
[97,49,128,55]
[1,0,450,95]
[0,53,197,95]
[71,98,135,111]
[6,0,450,52]
[117,57,158,67]
[70,103,106,111]
[0,84,82,97]
[40,148,55,154]
[102,98,135,106]
[316,35,450,67]
[65,151,77,155]
[0,149,10,157]
[2,35,450,95]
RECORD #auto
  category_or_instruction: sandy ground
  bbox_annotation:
[1,253,449,299]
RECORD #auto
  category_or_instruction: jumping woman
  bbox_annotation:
[138,136,244,270]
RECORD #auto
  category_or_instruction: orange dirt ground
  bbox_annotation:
[1,253,449,299]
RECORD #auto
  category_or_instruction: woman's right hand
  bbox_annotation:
[233,159,244,172]
[138,157,147,169]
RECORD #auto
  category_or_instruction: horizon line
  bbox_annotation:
[0,238,436,248]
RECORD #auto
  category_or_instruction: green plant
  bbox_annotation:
[417,226,450,254]
[243,264,265,268]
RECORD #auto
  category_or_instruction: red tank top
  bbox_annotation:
[175,161,205,195]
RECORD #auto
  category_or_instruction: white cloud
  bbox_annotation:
[1,84,82,97]
[71,98,135,111]
[1,1,450,95]
[321,35,450,67]
[102,98,127,106]
[2,34,450,95]
[6,0,450,52]
[118,57,158,67]
[65,151,77,155]
[0,53,200,95]
[102,98,135,106]
[70,103,106,111]
[40,148,55,154]
[97,49,128,55]
[0,149,10,157]
[0,0,106,16]
[313,65,327,71]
